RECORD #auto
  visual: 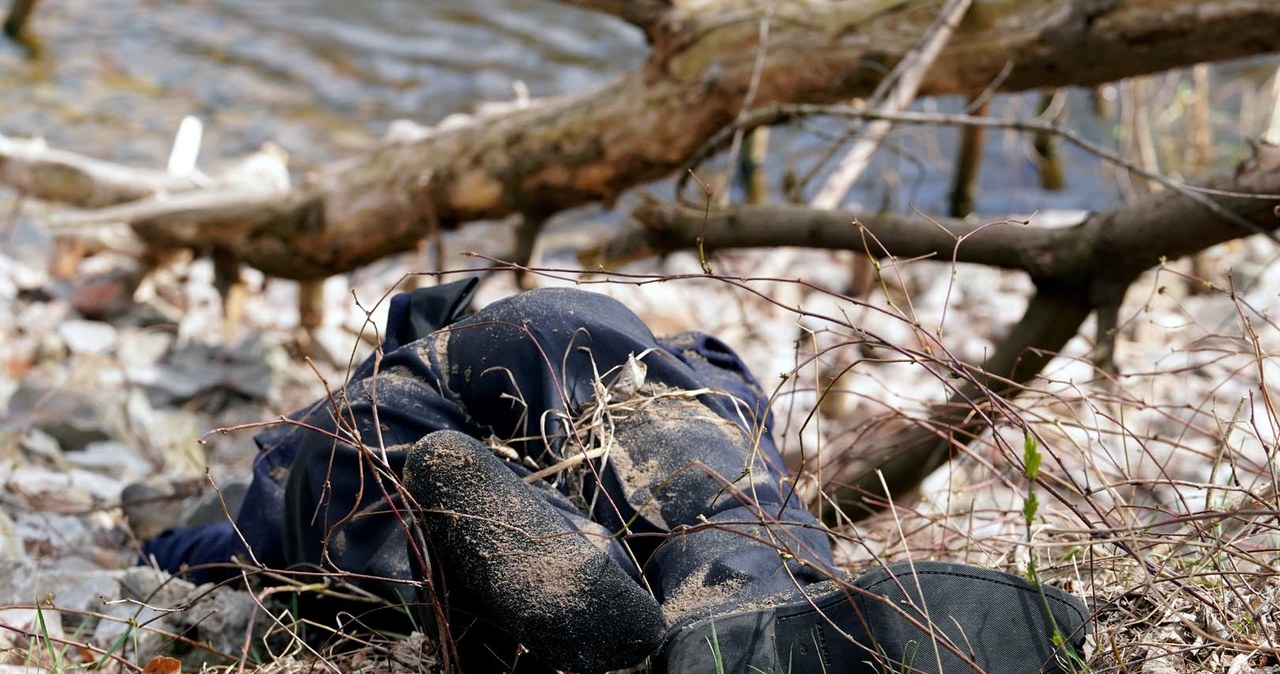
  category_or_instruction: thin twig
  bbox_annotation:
[809,0,972,209]
[719,2,776,208]
[685,104,1280,240]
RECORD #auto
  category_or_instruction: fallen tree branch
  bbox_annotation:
[0,133,202,208]
[50,188,303,232]
[610,133,1280,285]
[611,143,1280,515]
[3,0,1279,280]
[833,288,1096,513]
[591,198,1034,269]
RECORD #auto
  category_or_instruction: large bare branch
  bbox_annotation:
[0,134,201,208]
[610,143,1280,515]
[609,144,1280,293]
[832,289,1096,515]
[594,198,1041,270]
[3,0,1280,280]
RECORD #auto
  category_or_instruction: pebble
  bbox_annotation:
[0,254,46,292]
[17,428,62,461]
[0,563,123,657]
[93,568,195,656]
[16,300,70,335]
[115,328,173,370]
[7,384,114,453]
[0,606,64,655]
[8,465,123,504]
[69,267,138,321]
[0,509,25,564]
[91,568,264,671]
[57,319,119,356]
[64,441,154,483]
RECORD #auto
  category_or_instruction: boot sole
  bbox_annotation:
[660,560,1088,674]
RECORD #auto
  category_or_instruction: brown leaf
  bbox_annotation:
[142,655,182,674]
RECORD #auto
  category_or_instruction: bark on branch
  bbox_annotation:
[606,139,1280,296]
[0,134,203,208]
[3,0,1279,280]
[555,0,670,34]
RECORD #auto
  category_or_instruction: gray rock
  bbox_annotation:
[0,604,64,663]
[65,441,154,483]
[117,566,196,605]
[116,328,174,371]
[57,319,119,356]
[0,562,124,636]
[6,381,113,452]
[182,480,249,527]
[0,509,25,564]
[92,568,265,671]
[93,568,196,660]
[169,585,262,661]
[9,465,123,504]
[13,511,99,550]
[18,428,62,461]
[125,391,204,474]
[133,336,278,410]
[44,568,123,618]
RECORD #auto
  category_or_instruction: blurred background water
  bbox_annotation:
[0,0,644,164]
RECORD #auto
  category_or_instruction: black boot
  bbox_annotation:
[402,430,666,673]
[659,560,1089,674]
[598,394,1089,673]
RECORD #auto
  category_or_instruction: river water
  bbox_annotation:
[2,1,1278,259]
[0,0,644,166]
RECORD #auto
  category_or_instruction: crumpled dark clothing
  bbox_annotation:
[144,280,831,629]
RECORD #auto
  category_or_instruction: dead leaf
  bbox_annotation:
[142,655,181,674]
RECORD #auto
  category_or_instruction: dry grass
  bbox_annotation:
[676,240,1280,673]
[6,238,1280,673]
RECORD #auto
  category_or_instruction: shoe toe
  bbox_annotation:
[404,430,666,673]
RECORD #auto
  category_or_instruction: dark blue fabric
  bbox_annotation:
[143,279,481,584]
[142,521,236,577]
[143,284,829,598]
[382,277,479,354]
